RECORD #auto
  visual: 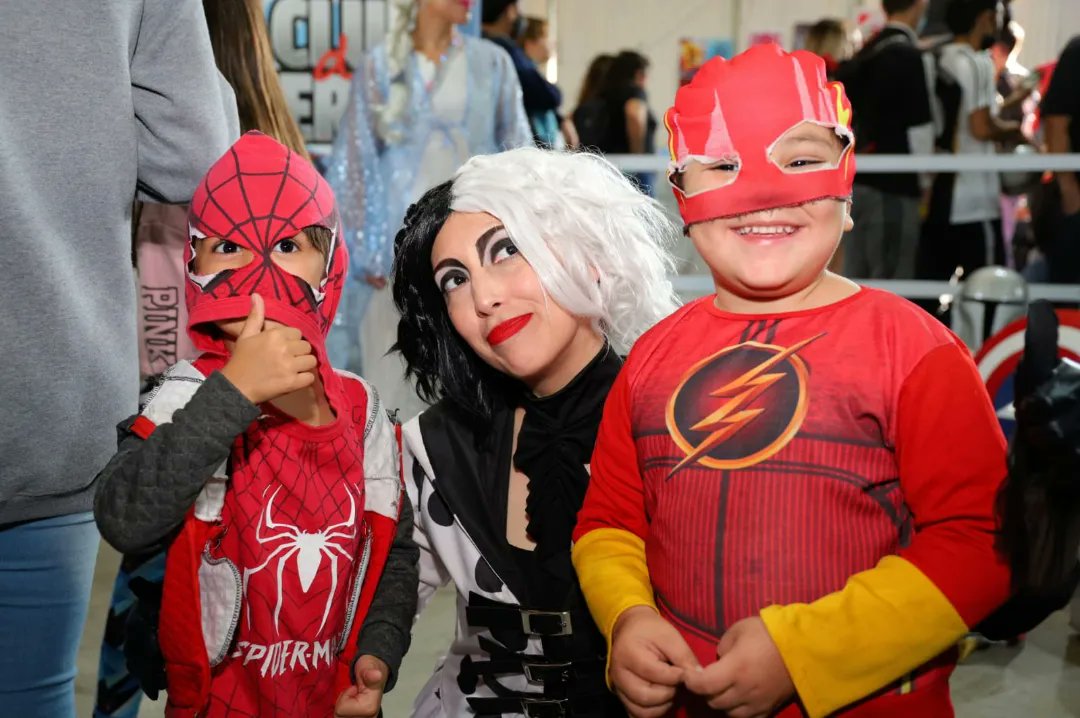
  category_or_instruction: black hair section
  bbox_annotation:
[390,180,520,431]
[945,0,998,36]
[481,0,517,25]
[883,0,921,16]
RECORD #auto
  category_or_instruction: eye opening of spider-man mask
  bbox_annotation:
[665,44,856,227]
[184,131,346,366]
[188,225,332,304]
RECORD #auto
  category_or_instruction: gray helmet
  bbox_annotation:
[952,266,1028,353]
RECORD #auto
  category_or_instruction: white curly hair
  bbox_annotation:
[449,147,681,354]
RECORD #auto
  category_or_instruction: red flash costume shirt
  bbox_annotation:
[572,46,1010,718]
[148,132,402,718]
[575,291,1009,716]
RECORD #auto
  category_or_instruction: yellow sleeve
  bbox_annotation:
[759,555,967,718]
[571,527,657,655]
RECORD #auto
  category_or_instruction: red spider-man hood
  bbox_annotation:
[664,43,856,226]
[185,132,347,401]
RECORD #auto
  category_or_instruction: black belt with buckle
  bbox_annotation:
[466,693,613,718]
[466,604,574,637]
[469,637,606,687]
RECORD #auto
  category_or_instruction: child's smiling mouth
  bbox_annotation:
[734,224,800,237]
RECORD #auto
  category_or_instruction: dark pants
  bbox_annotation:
[916,218,1005,324]
[846,184,921,279]
[917,218,1005,280]
[1047,211,1080,284]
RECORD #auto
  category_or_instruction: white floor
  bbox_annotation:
[76,544,1080,717]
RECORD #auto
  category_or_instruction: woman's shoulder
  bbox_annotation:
[413,396,510,441]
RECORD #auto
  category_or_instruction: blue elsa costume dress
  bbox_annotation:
[325,33,531,420]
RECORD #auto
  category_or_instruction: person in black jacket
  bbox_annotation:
[838,0,936,279]
[1041,35,1080,283]
[482,0,563,147]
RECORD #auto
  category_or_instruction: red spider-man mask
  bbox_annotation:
[665,44,856,226]
[185,132,347,398]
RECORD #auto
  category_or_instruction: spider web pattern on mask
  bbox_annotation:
[205,418,365,717]
[190,146,340,331]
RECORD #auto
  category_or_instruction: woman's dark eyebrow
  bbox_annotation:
[475,225,506,260]
[433,257,466,273]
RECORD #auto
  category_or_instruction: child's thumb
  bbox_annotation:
[239,293,265,339]
[360,666,386,689]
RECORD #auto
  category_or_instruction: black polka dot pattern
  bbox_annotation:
[411,457,427,492]
[427,487,454,527]
[457,655,479,695]
[474,557,503,593]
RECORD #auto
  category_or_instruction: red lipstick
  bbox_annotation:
[486,314,532,346]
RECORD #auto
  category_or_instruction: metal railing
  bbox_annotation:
[305,147,1080,174]
[611,152,1080,302]
[671,275,1080,302]
[606,152,1080,174]
[305,145,1080,302]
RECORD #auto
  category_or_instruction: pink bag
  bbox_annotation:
[135,203,197,378]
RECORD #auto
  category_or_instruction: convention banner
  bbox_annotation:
[264,0,483,145]
[263,0,388,144]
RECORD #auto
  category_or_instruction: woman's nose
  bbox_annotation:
[470,271,504,316]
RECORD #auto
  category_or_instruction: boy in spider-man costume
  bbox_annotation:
[572,45,1011,718]
[94,131,418,718]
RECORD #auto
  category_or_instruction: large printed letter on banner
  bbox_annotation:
[265,0,388,144]
[264,0,483,145]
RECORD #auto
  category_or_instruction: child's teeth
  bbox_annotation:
[737,226,796,235]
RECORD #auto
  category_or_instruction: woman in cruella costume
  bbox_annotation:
[391,146,680,717]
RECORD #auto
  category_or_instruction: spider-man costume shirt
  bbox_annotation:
[151,132,397,718]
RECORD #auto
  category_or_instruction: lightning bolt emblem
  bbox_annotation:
[669,333,825,475]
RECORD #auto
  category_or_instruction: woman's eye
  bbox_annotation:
[273,239,299,253]
[438,272,468,294]
[211,240,241,254]
[491,238,519,263]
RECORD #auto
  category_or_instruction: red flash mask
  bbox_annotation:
[185,132,346,400]
[665,44,856,226]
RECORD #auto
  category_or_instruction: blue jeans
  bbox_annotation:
[0,512,99,717]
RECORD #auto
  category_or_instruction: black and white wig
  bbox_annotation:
[392,147,680,422]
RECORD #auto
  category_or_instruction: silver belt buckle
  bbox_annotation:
[520,609,572,636]
[522,698,567,718]
[522,660,571,684]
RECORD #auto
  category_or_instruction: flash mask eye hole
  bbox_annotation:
[669,154,742,197]
[767,121,850,175]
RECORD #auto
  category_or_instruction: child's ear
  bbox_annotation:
[843,200,854,233]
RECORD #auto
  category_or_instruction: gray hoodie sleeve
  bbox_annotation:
[354,496,420,692]
[93,372,259,555]
[131,0,240,203]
